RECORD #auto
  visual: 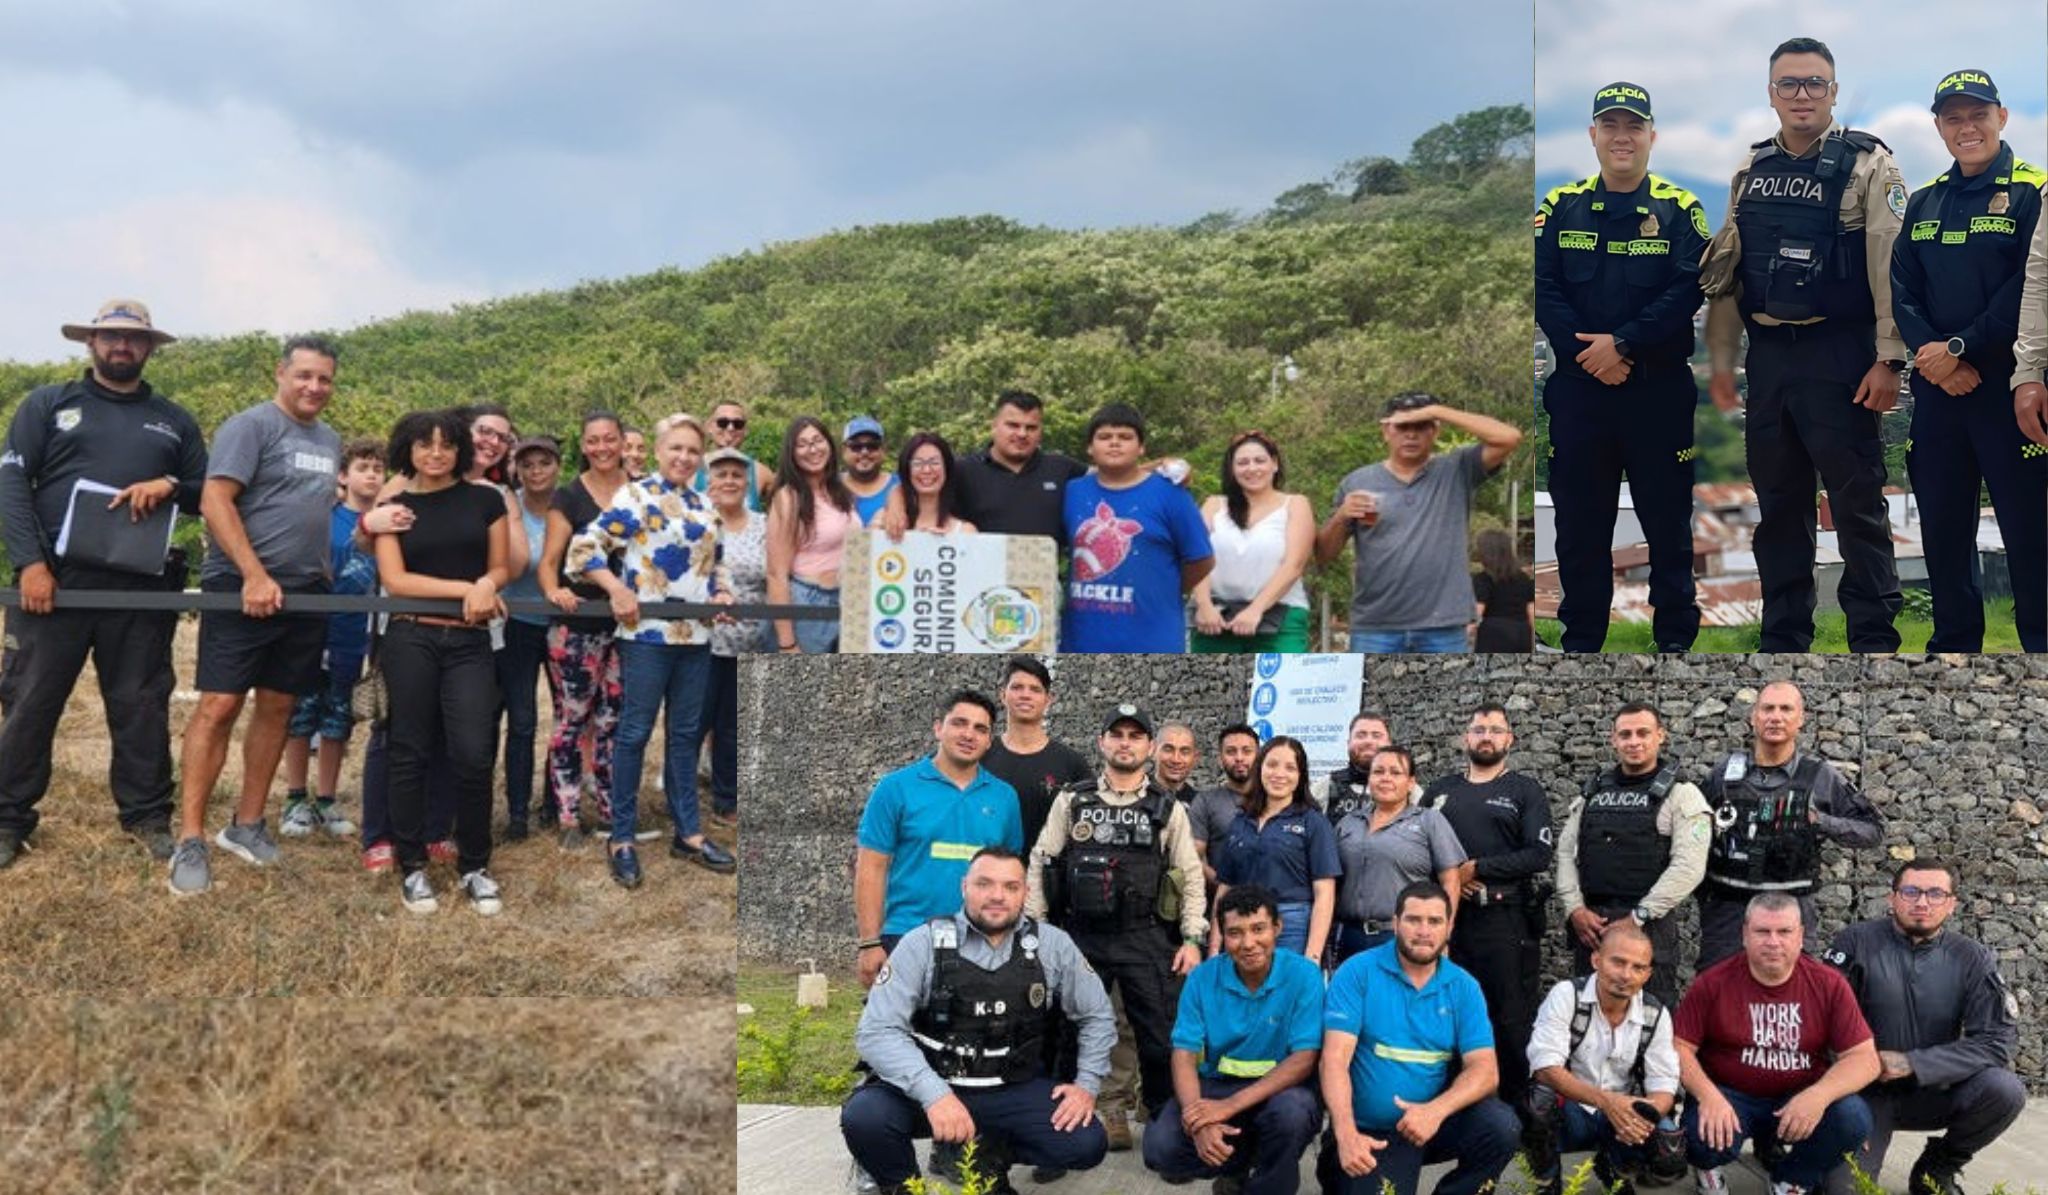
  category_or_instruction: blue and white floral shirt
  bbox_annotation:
[567,475,729,646]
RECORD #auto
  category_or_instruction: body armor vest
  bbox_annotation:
[1325,768,1372,823]
[910,917,1049,1087]
[1577,765,1675,906]
[1053,785,1172,931]
[1705,754,1824,895]
[1735,131,1879,324]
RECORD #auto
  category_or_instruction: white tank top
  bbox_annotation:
[1207,501,1309,609]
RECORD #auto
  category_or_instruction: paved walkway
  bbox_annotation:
[740,1100,2048,1194]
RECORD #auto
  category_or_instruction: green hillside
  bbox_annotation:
[1,108,1536,626]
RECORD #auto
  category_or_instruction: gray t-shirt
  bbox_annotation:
[1333,804,1467,922]
[1336,443,1492,631]
[1185,785,1249,846]
[200,401,342,587]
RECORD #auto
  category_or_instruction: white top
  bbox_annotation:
[1527,976,1681,1110]
[1206,502,1308,609]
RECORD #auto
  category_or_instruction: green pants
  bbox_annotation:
[1188,605,1311,653]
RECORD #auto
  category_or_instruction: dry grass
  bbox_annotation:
[0,997,735,1193]
[0,620,735,998]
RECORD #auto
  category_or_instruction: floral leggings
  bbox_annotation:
[544,624,621,826]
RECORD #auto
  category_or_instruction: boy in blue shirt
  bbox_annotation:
[279,437,383,837]
[1319,880,1519,1195]
[1062,403,1212,653]
[1144,883,1324,1194]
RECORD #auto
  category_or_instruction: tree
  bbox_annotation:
[1408,105,1534,183]
[1338,155,1409,198]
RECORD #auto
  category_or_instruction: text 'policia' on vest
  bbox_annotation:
[1575,764,1675,906]
[1703,753,1823,896]
[1044,783,1180,932]
[910,916,1050,1087]
[1736,129,1886,324]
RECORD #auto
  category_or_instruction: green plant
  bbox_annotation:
[84,1073,133,1188]
[737,1006,812,1092]
[903,1140,997,1195]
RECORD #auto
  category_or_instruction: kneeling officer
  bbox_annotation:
[841,847,1114,1193]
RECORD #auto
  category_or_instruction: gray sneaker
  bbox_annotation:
[216,819,281,866]
[459,869,503,916]
[168,837,211,896]
[400,869,439,915]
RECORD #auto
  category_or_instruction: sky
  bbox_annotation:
[1535,0,2048,224]
[0,0,1532,364]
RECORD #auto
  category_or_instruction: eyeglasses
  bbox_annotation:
[714,417,747,430]
[1773,76,1834,99]
[908,458,946,473]
[472,427,512,444]
[1894,885,1953,904]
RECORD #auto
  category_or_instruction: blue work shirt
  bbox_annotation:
[1324,942,1493,1132]
[1212,804,1342,905]
[1060,472,1212,653]
[856,757,1024,936]
[1173,947,1326,1080]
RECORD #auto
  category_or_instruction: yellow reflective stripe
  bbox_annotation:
[1373,1042,1452,1066]
[2011,159,2045,187]
[1216,1056,1278,1078]
[930,842,979,861]
[1647,175,1700,209]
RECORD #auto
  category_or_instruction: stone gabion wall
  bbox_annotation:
[739,653,2048,1085]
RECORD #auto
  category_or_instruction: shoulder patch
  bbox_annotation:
[874,963,892,986]
[1887,182,1908,219]
[1690,205,1710,239]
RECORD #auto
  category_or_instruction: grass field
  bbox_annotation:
[0,998,735,1192]
[738,965,863,1107]
[1538,600,2023,653]
[0,620,735,998]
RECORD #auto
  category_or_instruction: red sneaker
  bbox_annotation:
[362,841,395,873]
[427,839,458,865]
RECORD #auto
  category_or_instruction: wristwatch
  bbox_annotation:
[1632,905,1652,925]
[1610,336,1632,358]
[1882,359,1907,372]
[1946,336,1966,357]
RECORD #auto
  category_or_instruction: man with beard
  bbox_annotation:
[978,655,1091,853]
[1423,702,1553,1110]
[1822,860,2024,1195]
[1555,701,1711,1007]
[842,847,1114,1194]
[169,336,347,896]
[1523,923,1682,1195]
[1028,703,1206,1148]
[952,390,1089,545]
[1313,711,1417,819]
[854,691,1023,987]
[1676,894,1878,1195]
[1696,681,1883,968]
[1189,723,1260,888]
[0,300,207,869]
[1318,880,1519,1195]
[841,414,898,527]
[1142,884,1324,1193]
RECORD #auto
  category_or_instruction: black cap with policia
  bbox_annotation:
[1592,81,1653,121]
[1930,69,1998,111]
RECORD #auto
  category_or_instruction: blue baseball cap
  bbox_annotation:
[1592,82,1654,121]
[843,415,884,442]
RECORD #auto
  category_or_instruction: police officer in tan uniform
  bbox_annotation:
[1701,37,1907,652]
[2016,200,2048,446]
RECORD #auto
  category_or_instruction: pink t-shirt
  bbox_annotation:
[793,496,854,582]
[1672,953,1871,1100]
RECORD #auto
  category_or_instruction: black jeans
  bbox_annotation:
[381,619,499,875]
[0,602,177,836]
[706,652,738,815]
[495,619,551,824]
[1450,901,1542,1109]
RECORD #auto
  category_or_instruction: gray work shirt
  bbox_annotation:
[1335,443,1492,631]
[1186,785,1249,846]
[856,911,1115,1109]
[1333,804,1467,922]
[199,400,342,587]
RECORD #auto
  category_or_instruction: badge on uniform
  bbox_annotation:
[874,963,892,986]
[1723,752,1749,783]
[1640,213,1659,238]
[1029,982,1047,1009]
[1989,191,2011,215]
[54,409,81,432]
[1071,820,1093,842]
[1690,205,1711,238]
[1887,182,1908,219]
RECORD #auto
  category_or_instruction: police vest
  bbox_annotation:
[1325,768,1372,823]
[1054,784,1174,931]
[1735,130,1882,324]
[1704,754,1824,895]
[1576,765,1675,905]
[909,916,1050,1087]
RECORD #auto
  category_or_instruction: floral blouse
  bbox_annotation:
[712,509,768,657]
[567,475,730,646]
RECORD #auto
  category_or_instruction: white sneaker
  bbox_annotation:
[460,869,502,916]
[280,801,317,837]
[1698,1167,1728,1194]
[400,870,438,915]
[316,802,357,837]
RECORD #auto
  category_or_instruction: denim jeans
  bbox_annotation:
[1347,625,1467,653]
[495,618,551,824]
[1684,1085,1871,1190]
[1274,899,1313,956]
[788,576,840,653]
[612,639,712,844]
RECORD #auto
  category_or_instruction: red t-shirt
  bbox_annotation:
[1672,954,1872,1099]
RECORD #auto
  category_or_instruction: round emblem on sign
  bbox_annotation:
[1071,820,1094,842]
[876,551,908,582]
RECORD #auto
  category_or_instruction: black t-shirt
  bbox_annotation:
[953,448,1087,543]
[1472,572,1534,653]
[982,736,1093,851]
[552,479,615,633]
[1420,770,1552,889]
[393,482,505,582]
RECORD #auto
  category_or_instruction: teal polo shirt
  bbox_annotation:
[1172,947,1326,1080]
[1324,942,1493,1132]
[856,756,1024,936]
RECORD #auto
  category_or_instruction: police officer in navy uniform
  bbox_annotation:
[1892,69,2047,652]
[1822,858,2025,1195]
[1423,702,1553,1111]
[1553,702,1712,1009]
[1537,82,1709,653]
[842,847,1114,1194]
[1026,702,1206,1131]
[1696,681,1883,969]
[1702,37,1908,652]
